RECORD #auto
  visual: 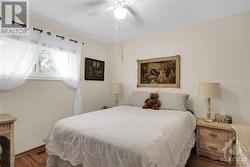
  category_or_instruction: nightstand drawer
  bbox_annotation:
[199,127,228,141]
[0,123,11,132]
[199,138,225,154]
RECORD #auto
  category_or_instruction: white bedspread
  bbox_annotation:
[45,105,196,167]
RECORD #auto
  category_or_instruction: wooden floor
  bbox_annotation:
[186,154,234,167]
[15,146,47,167]
[15,146,234,167]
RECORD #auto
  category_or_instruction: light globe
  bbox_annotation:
[113,7,127,20]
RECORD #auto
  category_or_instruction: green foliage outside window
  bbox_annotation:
[31,48,58,78]
[38,49,57,76]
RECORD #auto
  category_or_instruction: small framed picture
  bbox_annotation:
[85,58,105,81]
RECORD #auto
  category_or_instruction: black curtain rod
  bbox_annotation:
[0,17,85,45]
[33,27,84,45]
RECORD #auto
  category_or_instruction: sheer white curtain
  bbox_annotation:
[42,33,83,115]
[0,30,42,91]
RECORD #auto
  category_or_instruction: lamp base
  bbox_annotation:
[205,98,213,123]
[114,94,119,106]
[205,118,213,123]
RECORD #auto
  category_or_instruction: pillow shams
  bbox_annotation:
[158,91,189,111]
[127,91,150,107]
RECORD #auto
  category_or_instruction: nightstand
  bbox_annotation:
[0,114,16,167]
[196,118,235,164]
[101,106,112,110]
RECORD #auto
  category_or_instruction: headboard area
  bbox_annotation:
[127,91,193,113]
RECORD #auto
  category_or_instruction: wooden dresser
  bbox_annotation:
[0,114,16,167]
[196,118,234,164]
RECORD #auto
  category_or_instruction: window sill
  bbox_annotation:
[28,75,61,81]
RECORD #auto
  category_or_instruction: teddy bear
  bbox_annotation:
[143,93,161,110]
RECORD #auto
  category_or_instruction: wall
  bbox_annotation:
[0,94,2,114]
[0,17,110,154]
[108,12,250,124]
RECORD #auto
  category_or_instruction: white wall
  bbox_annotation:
[0,94,2,114]
[0,16,111,154]
[108,12,250,124]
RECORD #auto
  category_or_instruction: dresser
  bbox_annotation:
[0,114,16,167]
[196,118,234,164]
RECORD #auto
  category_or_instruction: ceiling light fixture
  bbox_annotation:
[113,7,127,20]
[111,0,132,8]
[111,0,131,20]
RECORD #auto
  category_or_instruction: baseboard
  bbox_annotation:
[15,145,46,158]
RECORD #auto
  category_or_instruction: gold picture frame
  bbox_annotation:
[137,55,180,88]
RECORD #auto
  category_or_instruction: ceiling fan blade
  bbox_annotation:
[88,6,114,17]
[85,0,109,8]
[133,0,147,4]
[56,1,110,16]
[126,6,144,26]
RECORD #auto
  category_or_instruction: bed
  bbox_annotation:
[45,105,196,167]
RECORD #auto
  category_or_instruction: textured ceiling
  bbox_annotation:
[30,0,250,44]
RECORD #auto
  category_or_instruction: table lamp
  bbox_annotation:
[112,83,123,106]
[199,83,221,122]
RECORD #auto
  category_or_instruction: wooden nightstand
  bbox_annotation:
[0,114,16,167]
[101,106,112,110]
[196,118,235,164]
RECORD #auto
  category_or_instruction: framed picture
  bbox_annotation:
[137,55,180,88]
[85,58,105,81]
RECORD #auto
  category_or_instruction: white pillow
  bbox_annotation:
[158,91,189,111]
[127,91,150,107]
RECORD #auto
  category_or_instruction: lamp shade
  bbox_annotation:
[112,83,123,95]
[199,82,221,98]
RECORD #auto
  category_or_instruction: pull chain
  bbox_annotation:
[115,20,124,63]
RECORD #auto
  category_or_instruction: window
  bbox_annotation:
[29,48,59,80]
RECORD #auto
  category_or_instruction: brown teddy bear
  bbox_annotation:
[143,93,161,110]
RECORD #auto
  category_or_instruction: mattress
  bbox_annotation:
[45,105,196,167]
[46,132,195,167]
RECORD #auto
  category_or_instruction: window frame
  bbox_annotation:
[28,74,61,81]
[28,48,61,81]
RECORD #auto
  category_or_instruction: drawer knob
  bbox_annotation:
[209,133,218,138]
[208,145,218,151]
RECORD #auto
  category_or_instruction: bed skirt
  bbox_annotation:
[46,132,195,167]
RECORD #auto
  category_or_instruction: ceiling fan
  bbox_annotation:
[87,0,144,24]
